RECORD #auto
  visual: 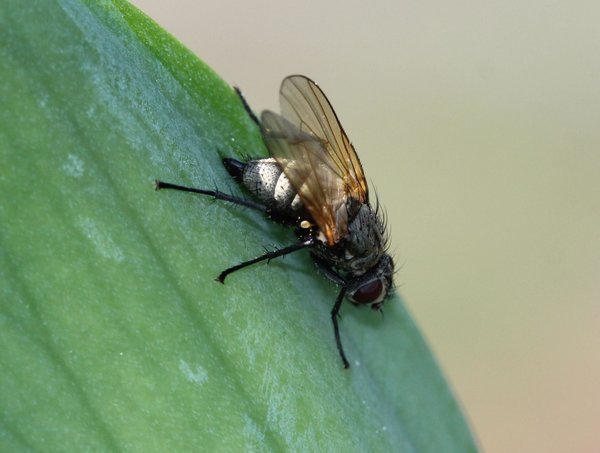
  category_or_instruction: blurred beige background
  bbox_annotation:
[131,1,600,451]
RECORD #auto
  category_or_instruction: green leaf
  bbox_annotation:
[0,1,477,451]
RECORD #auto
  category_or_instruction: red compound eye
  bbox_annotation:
[351,279,384,304]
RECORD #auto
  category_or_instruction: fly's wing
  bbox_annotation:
[261,111,347,245]
[260,75,369,246]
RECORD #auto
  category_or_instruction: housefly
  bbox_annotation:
[155,75,394,368]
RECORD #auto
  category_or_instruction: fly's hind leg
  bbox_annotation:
[234,86,260,126]
[156,178,315,284]
[154,180,266,212]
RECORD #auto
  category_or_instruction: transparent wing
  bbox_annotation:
[280,75,368,202]
[261,111,348,245]
[260,75,369,246]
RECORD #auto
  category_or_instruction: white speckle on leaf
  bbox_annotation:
[38,94,48,109]
[179,359,208,385]
[86,105,96,118]
[63,153,84,177]
[242,414,266,449]
[77,217,124,262]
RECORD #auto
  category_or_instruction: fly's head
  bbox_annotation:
[346,253,394,310]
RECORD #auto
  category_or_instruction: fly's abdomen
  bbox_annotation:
[223,157,302,213]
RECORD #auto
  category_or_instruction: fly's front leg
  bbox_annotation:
[313,256,351,368]
[331,287,350,369]
[313,256,346,286]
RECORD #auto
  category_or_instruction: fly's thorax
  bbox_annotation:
[312,203,387,276]
[343,203,387,274]
[242,158,303,212]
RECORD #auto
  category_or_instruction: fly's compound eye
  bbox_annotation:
[347,254,394,310]
[349,278,386,307]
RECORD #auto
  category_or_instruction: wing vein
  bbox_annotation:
[264,75,369,245]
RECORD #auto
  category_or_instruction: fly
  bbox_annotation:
[155,75,394,368]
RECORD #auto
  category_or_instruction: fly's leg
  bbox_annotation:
[154,180,266,212]
[234,86,260,126]
[313,256,346,286]
[331,287,350,369]
[155,179,313,282]
[314,257,352,367]
[216,239,314,283]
